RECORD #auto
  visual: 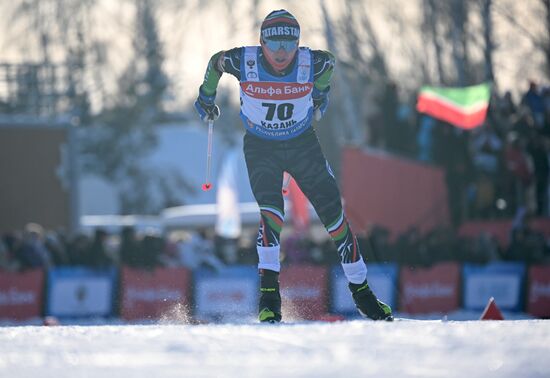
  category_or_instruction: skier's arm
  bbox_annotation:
[195,48,242,121]
[200,51,225,96]
[312,50,335,120]
[200,48,242,95]
[313,50,335,91]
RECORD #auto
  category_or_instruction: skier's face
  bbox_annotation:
[261,38,298,72]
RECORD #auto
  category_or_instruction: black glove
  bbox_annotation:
[312,85,330,121]
[194,88,220,122]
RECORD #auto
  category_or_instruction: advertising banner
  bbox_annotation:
[463,262,526,311]
[527,265,550,318]
[331,263,397,315]
[120,266,191,321]
[399,262,461,314]
[342,148,450,239]
[0,269,44,320]
[46,267,117,318]
[195,266,258,321]
[279,265,328,320]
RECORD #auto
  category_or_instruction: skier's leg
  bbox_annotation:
[243,134,284,322]
[288,132,392,320]
[286,132,364,275]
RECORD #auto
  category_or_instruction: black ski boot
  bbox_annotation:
[258,269,282,323]
[349,280,393,321]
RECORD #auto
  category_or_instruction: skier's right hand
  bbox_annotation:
[194,87,220,122]
[312,85,330,121]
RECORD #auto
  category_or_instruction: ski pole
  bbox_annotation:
[202,120,214,191]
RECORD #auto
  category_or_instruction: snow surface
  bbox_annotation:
[1,319,548,378]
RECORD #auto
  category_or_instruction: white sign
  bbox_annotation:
[464,274,521,309]
[49,277,113,317]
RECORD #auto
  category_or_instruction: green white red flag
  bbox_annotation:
[416,83,491,129]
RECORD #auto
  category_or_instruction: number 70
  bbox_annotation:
[262,102,294,121]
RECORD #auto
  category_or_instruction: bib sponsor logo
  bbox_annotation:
[241,82,312,100]
[297,64,310,83]
[252,117,308,139]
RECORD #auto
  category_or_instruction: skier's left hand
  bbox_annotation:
[194,87,220,122]
[312,86,330,121]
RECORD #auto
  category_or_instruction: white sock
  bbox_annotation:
[257,245,280,272]
[341,258,367,284]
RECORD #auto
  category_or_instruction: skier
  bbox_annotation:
[194,9,393,322]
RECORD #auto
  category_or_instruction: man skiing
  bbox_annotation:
[195,9,393,322]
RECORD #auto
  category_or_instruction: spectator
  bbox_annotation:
[215,235,239,265]
[381,81,400,153]
[526,133,550,216]
[236,233,258,265]
[471,123,503,175]
[417,115,436,162]
[86,228,115,268]
[14,223,51,270]
[543,86,550,135]
[395,102,418,157]
[504,131,534,212]
[44,231,70,266]
[119,226,142,267]
[469,232,502,264]
[500,91,517,120]
[139,232,163,269]
[506,226,547,263]
[425,226,457,263]
[395,227,424,266]
[176,229,224,271]
[521,81,545,129]
[0,238,19,271]
[66,233,91,266]
[158,238,181,267]
[360,225,393,263]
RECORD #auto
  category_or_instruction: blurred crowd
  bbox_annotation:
[0,223,260,273]
[369,80,550,225]
[1,217,549,274]
[2,81,550,273]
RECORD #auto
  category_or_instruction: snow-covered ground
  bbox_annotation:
[1,318,548,378]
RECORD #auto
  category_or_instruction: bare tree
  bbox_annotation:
[423,0,446,84]
[541,0,550,77]
[449,0,470,85]
[481,0,495,82]
[82,0,194,214]
[493,0,550,81]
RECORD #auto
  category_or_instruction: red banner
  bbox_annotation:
[288,176,310,233]
[280,265,328,320]
[527,265,550,318]
[0,269,44,320]
[342,147,450,239]
[120,266,191,321]
[399,262,460,314]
